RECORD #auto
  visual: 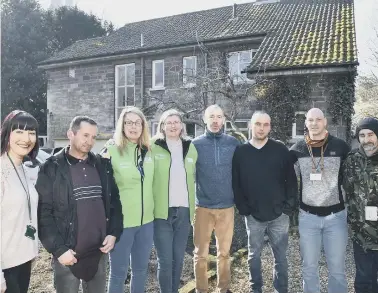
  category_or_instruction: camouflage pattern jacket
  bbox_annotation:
[343,148,378,251]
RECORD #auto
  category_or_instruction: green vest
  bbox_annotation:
[151,138,197,222]
[105,141,154,228]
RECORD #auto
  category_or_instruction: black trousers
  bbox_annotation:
[3,261,32,293]
[353,241,378,293]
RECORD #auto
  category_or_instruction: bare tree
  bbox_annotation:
[143,41,264,135]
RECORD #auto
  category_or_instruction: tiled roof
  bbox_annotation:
[40,0,358,72]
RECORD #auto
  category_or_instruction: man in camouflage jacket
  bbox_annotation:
[343,117,378,293]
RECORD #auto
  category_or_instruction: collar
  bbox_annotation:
[205,128,223,139]
[64,146,96,166]
[358,146,378,162]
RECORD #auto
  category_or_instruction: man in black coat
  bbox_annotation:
[36,116,123,293]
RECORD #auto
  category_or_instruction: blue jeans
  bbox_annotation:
[299,209,348,293]
[245,213,289,293]
[107,222,154,293]
[154,207,191,293]
[353,241,378,293]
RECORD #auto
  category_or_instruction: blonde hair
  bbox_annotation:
[114,106,150,153]
[154,109,187,140]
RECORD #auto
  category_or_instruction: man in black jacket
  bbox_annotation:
[232,111,297,293]
[36,116,123,293]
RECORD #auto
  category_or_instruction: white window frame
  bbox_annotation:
[151,121,159,136]
[225,119,250,138]
[115,63,136,122]
[152,60,165,89]
[228,49,257,84]
[183,56,197,87]
[292,111,306,138]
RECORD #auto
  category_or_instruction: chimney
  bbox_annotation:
[232,3,237,18]
[140,33,144,47]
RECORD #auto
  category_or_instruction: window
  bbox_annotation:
[115,63,135,120]
[292,112,306,138]
[152,60,164,89]
[228,50,257,83]
[151,122,159,136]
[183,56,197,87]
[185,123,196,138]
[225,120,250,139]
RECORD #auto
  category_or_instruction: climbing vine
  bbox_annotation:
[253,76,312,144]
[327,71,357,143]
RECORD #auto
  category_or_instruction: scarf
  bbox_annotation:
[305,131,329,148]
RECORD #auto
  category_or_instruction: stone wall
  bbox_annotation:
[46,48,352,146]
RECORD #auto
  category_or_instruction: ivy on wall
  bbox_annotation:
[253,76,312,144]
[327,71,357,143]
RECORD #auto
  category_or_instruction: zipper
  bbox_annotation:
[214,138,218,165]
[140,176,144,226]
[105,163,110,228]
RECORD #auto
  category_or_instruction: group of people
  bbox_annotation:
[1,104,378,293]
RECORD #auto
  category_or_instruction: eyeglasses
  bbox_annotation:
[124,120,143,127]
[165,121,182,127]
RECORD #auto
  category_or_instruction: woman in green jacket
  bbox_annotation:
[151,109,197,293]
[101,106,154,293]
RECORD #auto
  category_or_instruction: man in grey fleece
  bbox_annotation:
[192,104,239,293]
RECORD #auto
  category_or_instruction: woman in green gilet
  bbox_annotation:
[101,106,154,293]
[151,109,197,293]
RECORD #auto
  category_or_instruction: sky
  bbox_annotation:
[39,0,378,76]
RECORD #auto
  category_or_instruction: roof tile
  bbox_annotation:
[41,0,358,72]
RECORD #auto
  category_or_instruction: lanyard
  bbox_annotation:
[306,144,328,172]
[7,153,32,223]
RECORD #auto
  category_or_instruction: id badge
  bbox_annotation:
[310,173,322,181]
[365,206,378,221]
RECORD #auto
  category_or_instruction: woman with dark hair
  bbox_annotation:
[1,110,40,293]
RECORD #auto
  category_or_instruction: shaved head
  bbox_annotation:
[306,108,325,119]
[305,108,327,139]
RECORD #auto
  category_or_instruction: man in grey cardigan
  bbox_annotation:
[192,104,239,293]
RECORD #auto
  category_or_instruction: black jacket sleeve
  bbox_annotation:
[232,146,250,216]
[107,164,123,241]
[35,162,69,258]
[283,149,298,216]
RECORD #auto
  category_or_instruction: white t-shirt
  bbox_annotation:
[167,139,189,208]
[1,155,39,288]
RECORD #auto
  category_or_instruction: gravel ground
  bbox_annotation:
[29,214,355,293]
[209,232,356,293]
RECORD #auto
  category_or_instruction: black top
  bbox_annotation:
[66,152,106,255]
[35,148,123,259]
[232,139,297,221]
[290,134,350,216]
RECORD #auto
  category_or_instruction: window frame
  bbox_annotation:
[151,121,159,136]
[225,119,250,139]
[152,60,165,89]
[183,56,197,87]
[292,111,306,139]
[115,63,136,123]
[228,49,257,84]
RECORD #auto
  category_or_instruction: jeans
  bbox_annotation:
[245,213,289,293]
[3,260,31,293]
[299,209,348,293]
[108,221,154,293]
[193,206,234,293]
[353,241,378,293]
[154,207,191,293]
[52,254,107,293]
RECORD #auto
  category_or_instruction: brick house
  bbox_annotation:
[39,0,358,151]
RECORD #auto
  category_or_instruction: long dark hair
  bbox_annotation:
[1,110,39,159]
